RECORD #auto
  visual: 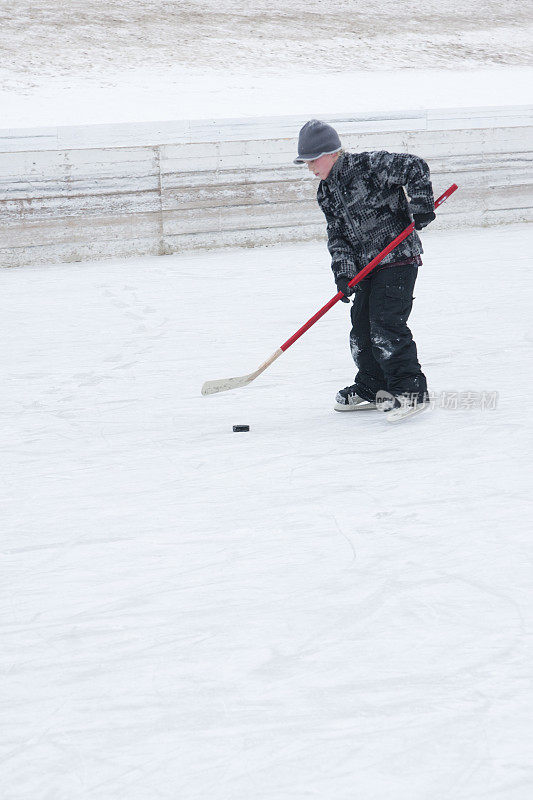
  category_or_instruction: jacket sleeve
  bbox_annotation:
[323,207,358,281]
[368,151,435,215]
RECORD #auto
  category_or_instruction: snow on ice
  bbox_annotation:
[1,224,532,799]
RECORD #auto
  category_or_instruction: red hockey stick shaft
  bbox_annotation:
[279,183,458,352]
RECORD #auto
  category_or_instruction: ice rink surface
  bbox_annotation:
[1,223,532,798]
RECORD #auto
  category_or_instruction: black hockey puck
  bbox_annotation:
[233,425,250,432]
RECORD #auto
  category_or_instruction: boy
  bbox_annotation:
[294,119,436,421]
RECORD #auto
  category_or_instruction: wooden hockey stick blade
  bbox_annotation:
[201,348,283,395]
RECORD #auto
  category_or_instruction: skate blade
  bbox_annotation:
[334,401,377,412]
[385,402,430,423]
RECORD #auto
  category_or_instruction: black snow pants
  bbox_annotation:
[349,264,427,402]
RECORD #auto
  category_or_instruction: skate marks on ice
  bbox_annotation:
[1,228,532,799]
[2,498,527,799]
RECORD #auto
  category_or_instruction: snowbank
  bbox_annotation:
[1,67,532,130]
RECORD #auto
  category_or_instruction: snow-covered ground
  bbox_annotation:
[3,66,532,129]
[4,0,530,79]
[2,223,532,799]
[1,0,532,127]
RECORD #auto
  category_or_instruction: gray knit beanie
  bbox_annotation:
[294,119,342,164]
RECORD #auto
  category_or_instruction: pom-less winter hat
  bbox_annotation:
[294,119,342,164]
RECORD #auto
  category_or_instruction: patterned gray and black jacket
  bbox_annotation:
[316,150,435,280]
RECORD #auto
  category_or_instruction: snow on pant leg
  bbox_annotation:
[368,265,427,399]
[349,278,387,402]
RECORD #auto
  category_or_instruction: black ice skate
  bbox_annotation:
[334,384,377,411]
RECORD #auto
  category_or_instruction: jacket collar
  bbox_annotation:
[325,152,345,185]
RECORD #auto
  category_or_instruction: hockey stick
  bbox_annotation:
[201,183,458,396]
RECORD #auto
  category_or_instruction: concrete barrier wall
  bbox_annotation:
[0,106,531,267]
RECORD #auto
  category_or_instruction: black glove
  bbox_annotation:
[413,211,436,231]
[336,275,355,303]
